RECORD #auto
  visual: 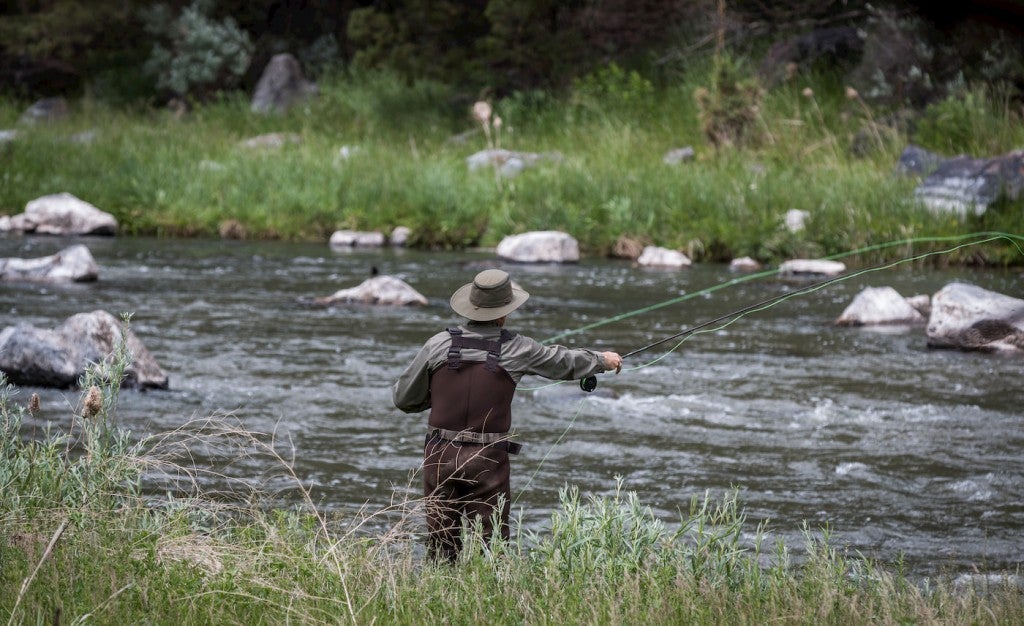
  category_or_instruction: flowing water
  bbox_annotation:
[3,234,1022,577]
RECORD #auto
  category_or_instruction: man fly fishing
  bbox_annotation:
[393,268,622,562]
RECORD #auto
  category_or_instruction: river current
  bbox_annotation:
[2,235,1022,577]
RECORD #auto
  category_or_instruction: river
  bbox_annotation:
[2,234,1022,577]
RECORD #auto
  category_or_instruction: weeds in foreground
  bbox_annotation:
[1,337,1022,624]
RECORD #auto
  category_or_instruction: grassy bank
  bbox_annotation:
[2,344,1023,625]
[2,66,1023,264]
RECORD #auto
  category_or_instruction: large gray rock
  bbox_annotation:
[0,244,99,283]
[312,276,428,307]
[250,53,317,115]
[496,230,580,264]
[914,150,1024,217]
[835,286,926,326]
[0,311,169,389]
[926,283,1024,353]
[1,192,117,236]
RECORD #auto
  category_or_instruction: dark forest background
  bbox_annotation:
[3,0,1024,110]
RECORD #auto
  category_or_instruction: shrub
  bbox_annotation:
[142,0,253,101]
[694,53,765,148]
[914,84,1015,155]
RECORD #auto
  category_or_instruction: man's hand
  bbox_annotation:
[602,351,622,374]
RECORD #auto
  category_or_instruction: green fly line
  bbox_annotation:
[520,231,1024,392]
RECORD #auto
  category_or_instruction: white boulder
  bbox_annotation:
[778,259,846,278]
[0,244,99,283]
[637,246,691,268]
[314,276,428,307]
[329,230,386,248]
[835,286,926,326]
[496,230,580,264]
[926,282,1024,352]
[729,256,762,272]
[1,193,117,236]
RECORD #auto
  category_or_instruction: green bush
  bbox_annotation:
[914,84,1018,155]
[694,53,765,149]
[142,0,253,101]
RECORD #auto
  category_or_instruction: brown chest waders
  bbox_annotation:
[423,328,520,562]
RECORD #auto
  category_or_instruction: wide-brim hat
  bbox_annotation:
[450,268,529,321]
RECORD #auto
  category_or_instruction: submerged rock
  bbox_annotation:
[0,244,99,283]
[926,282,1024,353]
[312,275,428,307]
[0,310,169,389]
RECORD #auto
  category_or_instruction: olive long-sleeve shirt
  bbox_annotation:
[393,320,610,414]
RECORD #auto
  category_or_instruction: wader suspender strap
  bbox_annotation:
[445,328,515,372]
[435,327,522,454]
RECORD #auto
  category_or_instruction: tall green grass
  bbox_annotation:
[2,67,1023,263]
[2,333,1022,624]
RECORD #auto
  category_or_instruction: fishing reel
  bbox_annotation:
[580,375,598,393]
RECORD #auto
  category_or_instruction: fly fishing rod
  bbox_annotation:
[579,260,907,392]
[570,232,1024,393]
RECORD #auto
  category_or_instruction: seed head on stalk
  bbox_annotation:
[83,386,103,419]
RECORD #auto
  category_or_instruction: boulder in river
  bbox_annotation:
[835,286,926,326]
[0,244,99,283]
[778,258,846,278]
[636,245,691,268]
[312,275,428,307]
[729,256,762,272]
[329,230,386,248]
[496,230,580,264]
[926,282,1024,353]
[389,226,412,247]
[1,192,118,236]
[0,310,169,389]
